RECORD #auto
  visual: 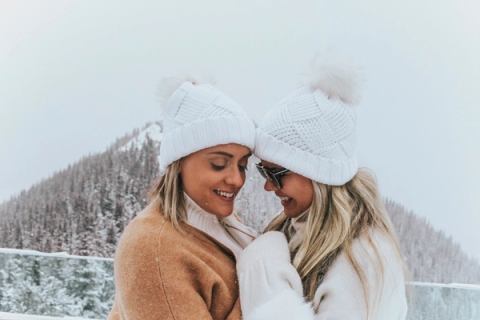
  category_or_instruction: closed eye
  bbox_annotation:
[211,164,226,171]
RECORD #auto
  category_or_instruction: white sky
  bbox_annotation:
[1,0,479,261]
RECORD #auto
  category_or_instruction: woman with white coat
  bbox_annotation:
[237,64,408,320]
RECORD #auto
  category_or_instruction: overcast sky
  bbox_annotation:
[1,0,479,261]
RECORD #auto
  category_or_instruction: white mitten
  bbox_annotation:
[237,231,310,319]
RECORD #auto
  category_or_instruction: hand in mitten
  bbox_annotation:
[236,231,304,315]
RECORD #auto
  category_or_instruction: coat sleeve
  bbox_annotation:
[237,231,360,320]
[236,231,316,320]
[238,231,408,320]
[112,218,214,320]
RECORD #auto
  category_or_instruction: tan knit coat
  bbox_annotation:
[108,201,242,320]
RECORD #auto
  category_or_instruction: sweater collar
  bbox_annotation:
[291,210,308,231]
[185,192,219,227]
[184,192,256,260]
[288,209,308,251]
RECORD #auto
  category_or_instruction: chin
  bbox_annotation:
[211,205,234,218]
[284,208,303,218]
[213,210,232,218]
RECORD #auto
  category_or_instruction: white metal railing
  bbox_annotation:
[1,250,479,320]
[0,248,112,262]
[0,311,98,320]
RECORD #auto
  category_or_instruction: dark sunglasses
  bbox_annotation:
[255,162,290,189]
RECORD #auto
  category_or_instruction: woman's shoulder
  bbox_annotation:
[312,229,407,317]
[115,202,185,260]
[121,202,169,241]
[117,201,232,261]
[351,229,404,271]
[317,229,405,294]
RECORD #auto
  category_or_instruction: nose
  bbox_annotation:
[264,179,278,192]
[225,167,245,188]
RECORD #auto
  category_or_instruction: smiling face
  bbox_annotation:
[261,160,314,218]
[180,143,251,218]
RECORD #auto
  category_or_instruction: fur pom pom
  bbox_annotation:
[305,55,361,105]
[156,74,215,107]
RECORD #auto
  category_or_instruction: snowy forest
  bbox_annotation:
[1,122,480,285]
[0,251,113,317]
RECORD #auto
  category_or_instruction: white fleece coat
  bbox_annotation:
[237,229,408,320]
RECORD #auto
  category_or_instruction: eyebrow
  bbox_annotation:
[208,151,252,159]
[261,162,282,169]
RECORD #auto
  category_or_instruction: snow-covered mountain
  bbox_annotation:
[0,122,479,284]
[117,121,162,152]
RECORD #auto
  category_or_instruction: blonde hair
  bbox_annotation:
[266,168,405,315]
[148,160,186,229]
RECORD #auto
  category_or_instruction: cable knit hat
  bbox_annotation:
[159,80,255,173]
[255,63,359,186]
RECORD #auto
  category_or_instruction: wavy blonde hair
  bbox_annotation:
[148,160,186,229]
[266,168,405,315]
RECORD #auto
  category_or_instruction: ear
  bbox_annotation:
[178,158,184,173]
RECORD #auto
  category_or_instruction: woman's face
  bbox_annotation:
[261,160,314,218]
[180,143,251,218]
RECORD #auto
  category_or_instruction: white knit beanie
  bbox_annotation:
[159,80,255,173]
[255,63,359,186]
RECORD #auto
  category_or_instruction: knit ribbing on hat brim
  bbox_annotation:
[159,116,255,173]
[254,130,358,186]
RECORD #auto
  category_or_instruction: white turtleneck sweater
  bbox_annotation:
[236,214,408,320]
[184,193,258,260]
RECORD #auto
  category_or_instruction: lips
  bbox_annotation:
[276,193,292,206]
[214,189,236,201]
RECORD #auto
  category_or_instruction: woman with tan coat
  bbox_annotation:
[108,80,257,320]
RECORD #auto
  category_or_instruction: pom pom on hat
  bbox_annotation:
[304,55,361,105]
[255,55,361,185]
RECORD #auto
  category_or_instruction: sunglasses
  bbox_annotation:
[255,162,290,189]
